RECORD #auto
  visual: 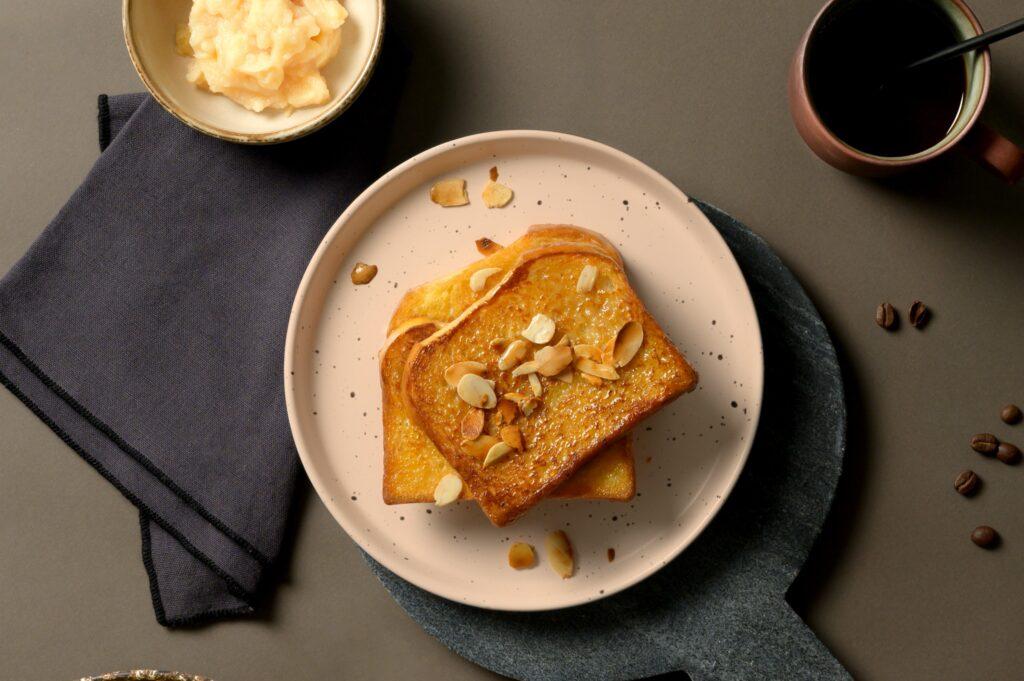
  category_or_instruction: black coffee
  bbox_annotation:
[805,0,967,157]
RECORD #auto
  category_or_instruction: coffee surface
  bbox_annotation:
[806,0,967,157]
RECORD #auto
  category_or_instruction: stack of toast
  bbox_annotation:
[380,225,697,526]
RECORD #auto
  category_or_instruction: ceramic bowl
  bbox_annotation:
[122,0,385,144]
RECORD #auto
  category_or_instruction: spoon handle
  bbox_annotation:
[906,17,1024,71]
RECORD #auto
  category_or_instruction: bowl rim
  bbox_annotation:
[122,0,386,145]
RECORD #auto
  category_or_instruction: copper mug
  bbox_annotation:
[789,0,1024,182]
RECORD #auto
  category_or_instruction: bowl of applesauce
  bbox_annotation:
[123,0,384,144]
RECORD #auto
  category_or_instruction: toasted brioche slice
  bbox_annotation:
[381,318,635,503]
[388,224,623,334]
[404,243,697,525]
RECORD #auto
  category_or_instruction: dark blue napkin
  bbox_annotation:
[0,79,396,625]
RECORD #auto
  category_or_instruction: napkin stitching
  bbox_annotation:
[139,515,254,627]
[0,329,272,567]
[0,364,259,606]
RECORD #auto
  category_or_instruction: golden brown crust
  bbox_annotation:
[404,245,697,525]
[382,319,635,504]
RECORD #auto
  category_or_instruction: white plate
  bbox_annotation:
[123,0,384,144]
[285,131,763,610]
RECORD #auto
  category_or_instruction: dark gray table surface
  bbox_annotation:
[2,2,1023,680]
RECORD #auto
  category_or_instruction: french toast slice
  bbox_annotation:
[404,243,697,525]
[381,319,635,504]
[388,224,623,334]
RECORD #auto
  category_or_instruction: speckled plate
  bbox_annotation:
[284,131,763,611]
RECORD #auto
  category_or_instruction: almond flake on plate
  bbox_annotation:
[461,408,485,440]
[612,320,644,367]
[528,373,543,397]
[444,361,487,387]
[534,345,573,376]
[498,339,529,370]
[481,180,513,208]
[475,237,502,255]
[461,434,500,459]
[574,357,619,380]
[433,473,462,506]
[508,542,536,570]
[545,530,575,578]
[500,425,524,451]
[483,441,514,467]
[430,179,469,207]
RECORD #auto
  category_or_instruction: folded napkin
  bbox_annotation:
[0,64,399,625]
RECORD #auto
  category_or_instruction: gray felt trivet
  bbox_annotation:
[366,200,848,681]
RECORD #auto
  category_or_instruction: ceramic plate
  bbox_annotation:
[123,0,384,144]
[285,131,763,610]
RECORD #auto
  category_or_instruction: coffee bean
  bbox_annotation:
[970,433,999,455]
[875,302,897,330]
[997,442,1022,465]
[908,300,929,328]
[954,470,979,496]
[971,525,999,549]
[1001,404,1022,425]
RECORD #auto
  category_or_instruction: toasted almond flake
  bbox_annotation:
[601,337,616,366]
[555,335,571,347]
[457,373,497,409]
[430,179,469,207]
[579,371,603,386]
[572,344,603,362]
[534,345,573,377]
[511,360,541,377]
[482,180,514,208]
[554,368,574,384]
[520,396,540,416]
[489,166,499,182]
[475,237,502,255]
[521,314,556,344]
[433,473,462,506]
[500,425,524,451]
[460,408,485,440]
[461,434,499,459]
[545,530,575,578]
[612,321,644,367]
[444,361,487,387]
[470,267,502,292]
[574,357,619,380]
[489,337,508,351]
[528,373,543,397]
[508,542,536,569]
[498,339,529,370]
[576,264,598,293]
[496,399,518,425]
[350,262,378,285]
[483,441,514,467]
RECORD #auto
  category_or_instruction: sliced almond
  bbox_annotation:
[469,267,502,292]
[457,373,497,409]
[496,398,518,425]
[511,360,541,377]
[572,344,603,362]
[350,262,378,285]
[601,337,616,366]
[545,530,575,579]
[521,314,556,344]
[508,542,536,570]
[534,344,573,377]
[461,434,499,459]
[612,321,644,367]
[500,425,524,451]
[555,334,571,347]
[481,180,514,208]
[483,441,514,467]
[489,166,499,182]
[489,337,508,351]
[579,371,603,386]
[460,408,485,440]
[498,339,529,370]
[433,473,462,506]
[528,372,543,397]
[576,264,598,293]
[519,395,540,416]
[553,368,574,384]
[429,178,468,207]
[444,361,487,387]
[574,357,619,380]
[475,237,502,255]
